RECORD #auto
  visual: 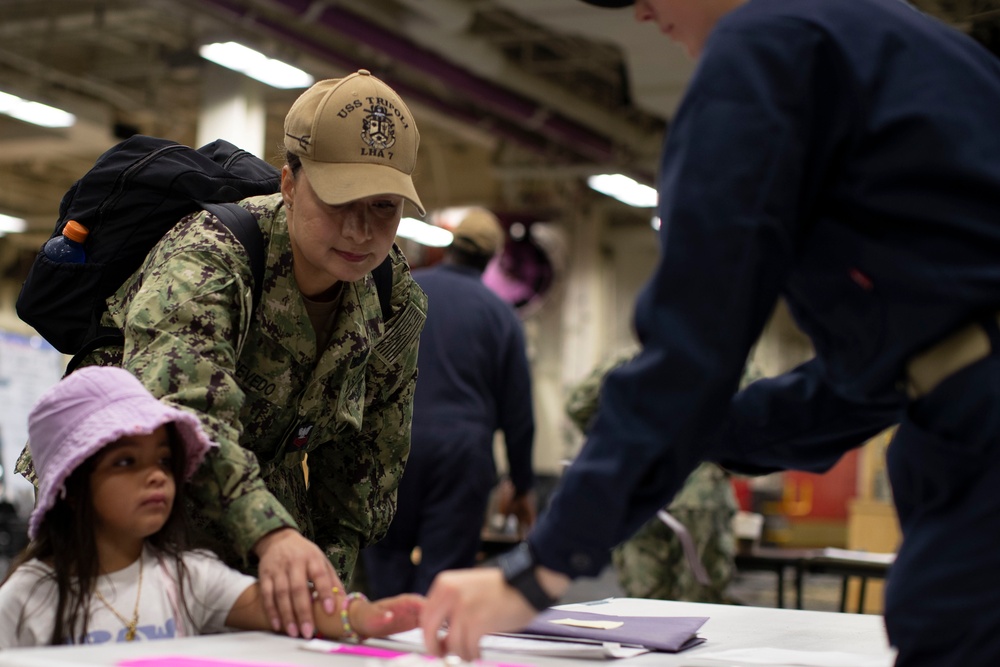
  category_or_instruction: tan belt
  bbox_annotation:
[906,314,1000,399]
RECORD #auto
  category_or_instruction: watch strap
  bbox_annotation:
[498,542,558,611]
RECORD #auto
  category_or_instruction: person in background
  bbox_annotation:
[363,208,536,598]
[17,69,428,641]
[0,367,423,648]
[418,1,1000,665]
[565,348,761,603]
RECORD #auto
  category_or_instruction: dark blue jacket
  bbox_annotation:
[532,0,1000,577]
[411,263,535,493]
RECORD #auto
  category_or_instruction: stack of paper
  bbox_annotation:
[514,608,708,652]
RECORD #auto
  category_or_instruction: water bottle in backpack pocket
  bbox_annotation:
[42,220,89,264]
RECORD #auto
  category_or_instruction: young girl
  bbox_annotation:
[0,366,422,648]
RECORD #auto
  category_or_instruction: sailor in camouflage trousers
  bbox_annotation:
[566,349,760,602]
[18,71,428,640]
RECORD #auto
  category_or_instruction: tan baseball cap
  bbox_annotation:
[452,207,505,256]
[283,69,425,215]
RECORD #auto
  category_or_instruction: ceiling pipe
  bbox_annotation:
[393,0,474,34]
[0,46,140,113]
[374,0,659,160]
[197,0,593,167]
[276,0,620,163]
[199,0,628,168]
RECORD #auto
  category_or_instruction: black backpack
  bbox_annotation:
[16,135,393,365]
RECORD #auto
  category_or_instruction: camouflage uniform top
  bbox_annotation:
[566,348,761,510]
[19,193,427,581]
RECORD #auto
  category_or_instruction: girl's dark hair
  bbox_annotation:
[4,424,195,645]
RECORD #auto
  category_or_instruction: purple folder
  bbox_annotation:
[517,609,709,653]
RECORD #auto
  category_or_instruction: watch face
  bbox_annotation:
[500,542,535,583]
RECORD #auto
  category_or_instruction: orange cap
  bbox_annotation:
[62,220,89,244]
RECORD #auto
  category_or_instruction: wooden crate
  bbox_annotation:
[845,428,901,614]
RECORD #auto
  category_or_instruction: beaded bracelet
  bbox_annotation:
[339,591,368,643]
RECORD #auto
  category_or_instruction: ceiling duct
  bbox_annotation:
[199,0,657,180]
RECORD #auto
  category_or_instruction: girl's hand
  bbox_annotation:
[350,593,425,638]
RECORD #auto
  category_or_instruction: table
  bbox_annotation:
[734,546,816,609]
[735,546,895,612]
[0,598,895,667]
[806,548,896,613]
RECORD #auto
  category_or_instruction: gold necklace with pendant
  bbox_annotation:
[93,555,143,641]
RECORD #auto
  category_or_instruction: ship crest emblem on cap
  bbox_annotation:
[361,104,396,151]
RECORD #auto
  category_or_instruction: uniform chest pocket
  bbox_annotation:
[334,371,366,432]
[267,371,368,460]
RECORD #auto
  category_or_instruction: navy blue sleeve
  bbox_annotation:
[529,20,860,577]
[497,314,535,495]
[712,358,902,475]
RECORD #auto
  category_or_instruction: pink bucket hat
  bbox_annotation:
[26,366,217,539]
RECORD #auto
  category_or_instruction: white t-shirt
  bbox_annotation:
[0,545,256,648]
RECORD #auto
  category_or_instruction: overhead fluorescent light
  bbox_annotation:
[397,217,454,248]
[199,42,315,89]
[587,173,657,208]
[0,91,75,128]
[0,213,27,235]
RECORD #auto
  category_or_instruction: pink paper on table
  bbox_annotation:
[121,647,534,667]
[325,644,408,658]
[120,658,301,667]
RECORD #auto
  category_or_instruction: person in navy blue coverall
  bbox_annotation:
[363,208,536,598]
[419,1,1000,665]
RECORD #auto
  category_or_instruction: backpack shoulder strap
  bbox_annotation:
[66,204,265,375]
[372,254,393,322]
[203,203,265,312]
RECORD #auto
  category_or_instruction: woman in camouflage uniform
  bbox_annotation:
[18,70,427,641]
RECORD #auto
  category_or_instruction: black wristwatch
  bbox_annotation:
[498,542,558,611]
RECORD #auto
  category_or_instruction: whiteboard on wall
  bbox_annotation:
[0,332,65,515]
